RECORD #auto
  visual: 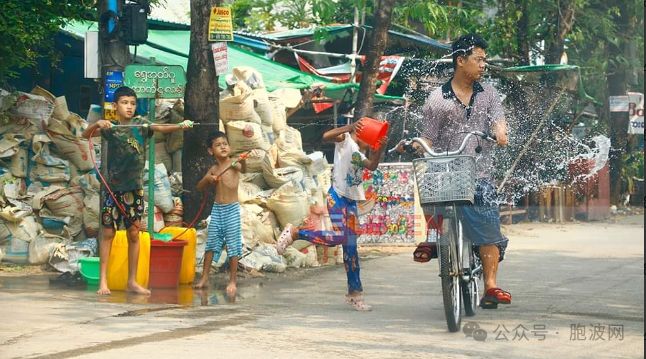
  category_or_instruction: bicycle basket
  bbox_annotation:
[412,155,476,205]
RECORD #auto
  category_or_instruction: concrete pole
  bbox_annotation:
[99,0,130,241]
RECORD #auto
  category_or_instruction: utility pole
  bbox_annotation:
[99,0,130,100]
[98,0,130,239]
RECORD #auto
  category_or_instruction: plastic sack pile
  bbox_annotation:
[0,86,181,270]
[193,66,344,274]
[0,66,345,274]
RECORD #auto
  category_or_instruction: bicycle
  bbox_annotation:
[389,131,496,333]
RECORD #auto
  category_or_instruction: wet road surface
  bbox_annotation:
[0,217,643,358]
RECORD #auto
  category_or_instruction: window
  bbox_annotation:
[79,85,92,113]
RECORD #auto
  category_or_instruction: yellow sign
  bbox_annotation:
[208,7,233,42]
[104,102,118,121]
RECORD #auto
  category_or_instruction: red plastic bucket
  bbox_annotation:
[356,117,389,150]
[149,240,187,288]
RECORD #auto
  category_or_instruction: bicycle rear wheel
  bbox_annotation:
[438,216,461,332]
[462,241,480,317]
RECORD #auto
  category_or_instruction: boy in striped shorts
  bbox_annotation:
[194,131,247,296]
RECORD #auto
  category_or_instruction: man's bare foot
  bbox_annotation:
[226,282,237,296]
[97,284,111,295]
[193,278,209,289]
[126,282,151,295]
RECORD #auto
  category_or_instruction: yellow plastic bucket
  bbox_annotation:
[160,227,197,284]
[107,230,151,291]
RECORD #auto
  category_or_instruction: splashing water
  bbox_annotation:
[380,55,610,206]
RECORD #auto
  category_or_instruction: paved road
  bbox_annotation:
[0,216,643,359]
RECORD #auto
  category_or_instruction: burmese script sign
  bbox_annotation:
[124,65,186,99]
[208,7,234,42]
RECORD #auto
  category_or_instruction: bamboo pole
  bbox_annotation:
[497,88,567,193]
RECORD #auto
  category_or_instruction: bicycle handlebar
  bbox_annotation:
[388,131,496,157]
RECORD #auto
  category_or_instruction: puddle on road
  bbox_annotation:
[0,275,250,307]
[98,284,238,306]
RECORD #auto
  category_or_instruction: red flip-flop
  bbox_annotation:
[480,288,499,309]
[413,242,437,263]
[495,288,512,305]
[480,287,512,309]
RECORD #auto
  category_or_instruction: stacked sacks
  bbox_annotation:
[221,79,268,157]
[268,88,302,139]
[232,67,275,144]
[165,100,186,173]
[0,87,177,268]
[220,69,276,157]
[151,98,186,174]
[221,73,342,271]
[150,99,174,173]
[142,162,175,232]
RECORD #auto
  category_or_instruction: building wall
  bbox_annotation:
[7,33,101,119]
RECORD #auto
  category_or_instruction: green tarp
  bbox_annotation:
[61,21,403,102]
[500,65,600,105]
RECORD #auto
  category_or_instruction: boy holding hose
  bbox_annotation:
[193,131,247,296]
[82,86,193,295]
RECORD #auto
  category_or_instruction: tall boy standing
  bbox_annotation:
[82,86,193,295]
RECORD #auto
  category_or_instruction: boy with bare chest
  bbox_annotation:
[194,131,247,295]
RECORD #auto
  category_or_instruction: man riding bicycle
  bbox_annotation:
[402,34,512,309]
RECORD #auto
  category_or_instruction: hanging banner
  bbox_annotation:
[358,163,422,245]
[628,92,644,134]
[104,71,124,120]
[211,42,230,75]
[208,7,233,42]
[609,95,630,112]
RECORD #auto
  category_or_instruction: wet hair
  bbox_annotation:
[452,34,488,69]
[113,86,137,103]
[206,131,228,148]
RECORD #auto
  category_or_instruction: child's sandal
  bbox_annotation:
[344,295,372,311]
[276,223,294,255]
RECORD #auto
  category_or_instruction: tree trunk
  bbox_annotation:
[515,0,530,66]
[607,1,634,205]
[353,0,395,120]
[608,71,629,205]
[545,0,576,64]
[183,0,221,223]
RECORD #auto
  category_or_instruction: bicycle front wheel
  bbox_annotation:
[438,216,461,332]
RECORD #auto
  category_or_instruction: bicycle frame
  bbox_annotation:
[390,131,495,331]
[400,131,494,281]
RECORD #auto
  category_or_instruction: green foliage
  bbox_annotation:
[0,0,93,79]
[392,0,484,39]
[279,0,314,29]
[231,0,480,43]
[230,0,254,29]
[622,151,644,193]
